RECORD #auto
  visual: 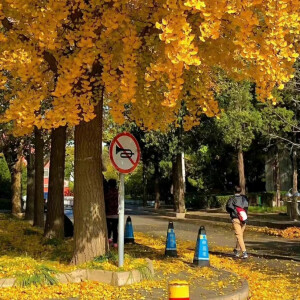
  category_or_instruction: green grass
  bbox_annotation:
[93,251,118,264]
[15,265,58,287]
[248,205,287,213]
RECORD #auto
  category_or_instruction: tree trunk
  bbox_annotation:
[291,148,299,220]
[142,163,147,207]
[154,162,160,210]
[44,126,67,239]
[11,149,22,216]
[238,149,246,195]
[34,127,45,228]
[274,147,281,207]
[25,147,35,221]
[71,100,108,265]
[172,153,185,213]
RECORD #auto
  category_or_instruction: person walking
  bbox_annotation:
[105,179,119,248]
[226,186,249,259]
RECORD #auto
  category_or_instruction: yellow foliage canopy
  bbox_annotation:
[0,0,299,134]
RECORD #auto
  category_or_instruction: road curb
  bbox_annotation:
[205,278,249,300]
[208,267,249,300]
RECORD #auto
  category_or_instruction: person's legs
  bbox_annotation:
[240,222,247,258]
[107,218,112,241]
[112,218,118,244]
[232,219,246,252]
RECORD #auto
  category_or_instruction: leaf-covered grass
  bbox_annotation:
[84,251,148,272]
[248,205,287,213]
[0,214,149,281]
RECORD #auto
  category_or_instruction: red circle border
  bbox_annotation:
[109,132,141,174]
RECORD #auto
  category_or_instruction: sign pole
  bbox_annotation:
[118,172,125,267]
[109,132,140,268]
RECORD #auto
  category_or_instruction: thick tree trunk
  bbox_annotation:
[274,148,281,207]
[142,163,147,207]
[44,126,67,239]
[154,162,160,210]
[291,148,299,220]
[238,149,246,195]
[172,153,185,213]
[71,100,108,265]
[11,150,22,216]
[34,127,45,228]
[25,147,35,221]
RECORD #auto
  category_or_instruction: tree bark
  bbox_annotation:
[142,162,148,207]
[11,149,22,216]
[172,153,185,213]
[238,149,246,195]
[291,148,299,220]
[154,161,160,210]
[34,127,45,228]
[71,99,108,265]
[44,126,67,239]
[25,147,35,221]
[274,147,281,207]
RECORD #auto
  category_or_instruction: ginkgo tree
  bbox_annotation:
[0,0,299,264]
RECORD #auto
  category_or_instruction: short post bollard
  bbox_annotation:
[169,280,190,300]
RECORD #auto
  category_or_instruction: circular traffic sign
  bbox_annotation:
[109,132,141,174]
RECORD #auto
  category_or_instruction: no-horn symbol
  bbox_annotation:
[116,145,134,159]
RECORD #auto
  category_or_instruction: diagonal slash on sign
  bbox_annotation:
[115,139,135,166]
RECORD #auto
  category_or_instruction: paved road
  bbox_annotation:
[126,207,300,261]
[124,206,300,290]
[66,205,300,277]
[66,206,300,261]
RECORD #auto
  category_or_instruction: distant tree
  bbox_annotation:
[260,61,300,213]
[65,146,74,182]
[216,81,262,195]
[0,153,11,199]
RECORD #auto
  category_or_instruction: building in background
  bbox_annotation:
[44,162,70,200]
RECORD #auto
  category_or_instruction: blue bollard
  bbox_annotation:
[165,221,178,257]
[124,216,135,244]
[193,226,210,266]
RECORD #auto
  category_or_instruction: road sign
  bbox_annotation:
[109,132,140,267]
[109,132,141,174]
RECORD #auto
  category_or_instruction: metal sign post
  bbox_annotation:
[109,132,140,268]
[118,173,125,267]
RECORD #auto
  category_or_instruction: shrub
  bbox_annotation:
[0,157,11,199]
[215,195,232,211]
[185,193,207,209]
[0,198,11,210]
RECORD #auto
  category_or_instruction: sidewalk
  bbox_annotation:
[140,207,300,229]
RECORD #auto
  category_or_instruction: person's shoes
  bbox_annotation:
[113,243,118,248]
[241,251,248,259]
[233,249,239,257]
[108,238,113,244]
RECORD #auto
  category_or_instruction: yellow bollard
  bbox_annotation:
[169,280,190,300]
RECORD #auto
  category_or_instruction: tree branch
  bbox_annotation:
[2,17,58,75]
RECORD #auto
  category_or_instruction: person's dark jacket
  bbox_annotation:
[226,195,249,220]
[64,214,74,237]
[105,187,119,216]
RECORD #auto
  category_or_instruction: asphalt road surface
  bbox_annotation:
[66,205,300,275]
